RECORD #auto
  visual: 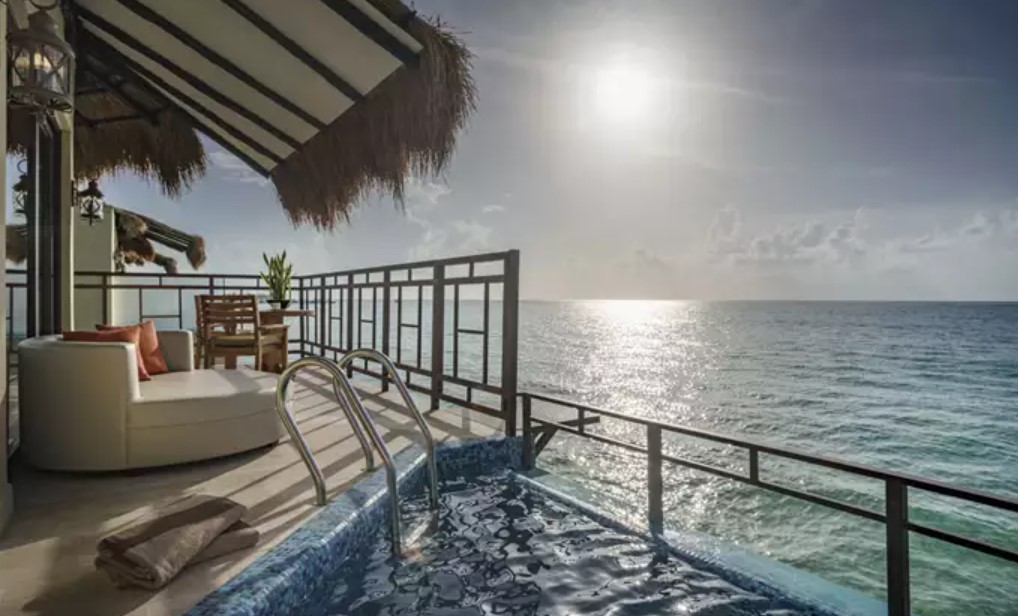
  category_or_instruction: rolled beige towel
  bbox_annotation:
[95,495,256,590]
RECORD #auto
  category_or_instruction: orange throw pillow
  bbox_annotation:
[97,321,169,376]
[63,328,150,381]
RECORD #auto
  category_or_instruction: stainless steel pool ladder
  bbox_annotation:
[274,350,440,556]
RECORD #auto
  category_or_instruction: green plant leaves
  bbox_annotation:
[260,251,293,301]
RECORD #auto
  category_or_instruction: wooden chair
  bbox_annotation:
[197,295,287,370]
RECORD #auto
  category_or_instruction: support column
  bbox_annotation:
[1,4,14,538]
[58,127,74,330]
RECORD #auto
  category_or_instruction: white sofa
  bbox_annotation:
[18,331,285,471]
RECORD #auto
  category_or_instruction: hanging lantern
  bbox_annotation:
[77,180,105,225]
[12,160,30,217]
[7,10,75,114]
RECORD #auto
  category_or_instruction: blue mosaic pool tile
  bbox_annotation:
[435,434,523,479]
[187,436,521,616]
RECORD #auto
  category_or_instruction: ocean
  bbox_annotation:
[514,300,1018,616]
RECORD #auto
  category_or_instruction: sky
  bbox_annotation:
[9,0,1018,300]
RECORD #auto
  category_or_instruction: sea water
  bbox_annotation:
[514,301,1018,616]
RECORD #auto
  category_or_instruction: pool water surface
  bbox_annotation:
[320,471,805,616]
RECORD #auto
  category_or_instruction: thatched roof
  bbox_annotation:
[272,8,477,228]
[7,52,207,197]
[72,92,206,198]
[7,1,474,228]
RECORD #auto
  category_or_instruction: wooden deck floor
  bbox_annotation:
[0,370,503,616]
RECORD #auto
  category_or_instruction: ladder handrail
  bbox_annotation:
[337,348,440,509]
[273,351,441,556]
[275,357,376,505]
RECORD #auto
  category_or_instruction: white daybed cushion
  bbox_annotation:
[130,368,279,428]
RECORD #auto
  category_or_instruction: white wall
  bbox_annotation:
[73,207,117,328]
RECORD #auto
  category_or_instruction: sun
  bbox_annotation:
[592,61,658,122]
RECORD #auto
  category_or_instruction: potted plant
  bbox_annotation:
[261,251,293,309]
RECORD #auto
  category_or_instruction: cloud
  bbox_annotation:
[482,204,505,214]
[399,179,496,260]
[404,180,453,228]
[207,151,270,187]
[889,209,1018,258]
[709,206,741,242]
[708,206,1018,277]
[451,220,493,249]
[410,219,493,261]
[709,207,866,266]
[957,210,1018,241]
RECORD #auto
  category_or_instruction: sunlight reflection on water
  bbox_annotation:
[517,300,1018,616]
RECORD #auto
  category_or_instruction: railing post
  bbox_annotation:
[647,424,664,535]
[500,250,520,435]
[749,447,759,483]
[522,394,534,469]
[101,273,110,325]
[318,275,327,356]
[297,277,305,358]
[429,264,445,410]
[381,270,391,393]
[345,276,354,377]
[886,478,911,616]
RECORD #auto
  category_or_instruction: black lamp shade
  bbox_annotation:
[8,11,74,113]
[77,180,105,225]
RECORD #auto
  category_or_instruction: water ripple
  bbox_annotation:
[324,473,804,616]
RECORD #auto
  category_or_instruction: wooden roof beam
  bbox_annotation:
[112,0,327,131]
[81,59,161,127]
[218,0,364,103]
[78,6,303,150]
[318,0,419,66]
[82,32,284,166]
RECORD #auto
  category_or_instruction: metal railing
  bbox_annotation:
[291,250,520,431]
[73,270,266,328]
[275,352,439,556]
[4,251,522,455]
[520,391,1018,616]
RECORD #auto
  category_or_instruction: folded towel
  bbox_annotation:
[95,495,248,590]
[188,520,260,566]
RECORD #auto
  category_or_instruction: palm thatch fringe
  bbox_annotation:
[113,207,206,273]
[6,226,27,264]
[271,9,476,228]
[73,99,206,198]
[5,208,205,276]
[8,93,206,198]
[115,208,207,269]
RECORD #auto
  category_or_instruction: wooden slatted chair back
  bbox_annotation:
[198,295,265,369]
[202,295,260,329]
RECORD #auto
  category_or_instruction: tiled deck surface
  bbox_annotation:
[0,370,503,616]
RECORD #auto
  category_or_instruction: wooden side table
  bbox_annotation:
[260,308,314,327]
[259,309,314,373]
[257,324,289,373]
